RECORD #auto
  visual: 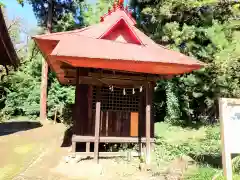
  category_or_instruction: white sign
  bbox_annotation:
[219,98,240,180]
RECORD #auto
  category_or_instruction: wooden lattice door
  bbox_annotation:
[92,86,140,137]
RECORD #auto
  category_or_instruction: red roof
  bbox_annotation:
[33,3,204,84]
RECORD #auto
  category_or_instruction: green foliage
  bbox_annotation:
[0,0,92,122]
[25,0,85,31]
[232,155,240,174]
[6,0,240,128]
[154,122,220,162]
[47,79,75,122]
[0,52,42,119]
[0,0,117,123]
[186,166,219,180]
[1,39,76,122]
[132,0,240,124]
[188,169,240,180]
[0,11,39,119]
[154,123,223,179]
[16,0,24,6]
[154,123,240,179]
[165,79,181,124]
[0,0,24,7]
[83,0,114,26]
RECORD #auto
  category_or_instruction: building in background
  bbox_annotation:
[0,7,19,70]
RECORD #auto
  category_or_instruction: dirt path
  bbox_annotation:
[0,121,67,180]
[0,121,168,180]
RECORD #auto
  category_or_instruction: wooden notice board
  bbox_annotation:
[219,98,240,180]
[130,112,138,136]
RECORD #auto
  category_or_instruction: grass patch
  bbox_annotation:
[153,122,240,179]
[155,122,206,144]
[185,166,220,180]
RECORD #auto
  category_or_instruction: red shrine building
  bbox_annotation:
[33,2,204,163]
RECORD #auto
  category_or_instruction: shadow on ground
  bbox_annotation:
[61,127,73,147]
[188,153,222,168]
[0,121,42,136]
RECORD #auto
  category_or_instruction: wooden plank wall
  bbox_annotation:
[90,111,130,137]
[73,84,89,135]
[73,85,154,138]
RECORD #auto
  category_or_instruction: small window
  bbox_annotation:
[92,86,140,112]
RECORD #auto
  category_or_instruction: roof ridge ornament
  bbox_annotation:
[118,0,124,8]
[99,0,134,23]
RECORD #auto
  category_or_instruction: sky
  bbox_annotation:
[2,0,98,30]
[1,0,37,29]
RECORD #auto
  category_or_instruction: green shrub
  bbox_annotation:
[232,155,240,174]
[185,166,219,180]
[154,123,223,178]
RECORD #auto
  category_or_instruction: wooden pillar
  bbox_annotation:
[73,68,80,134]
[72,141,76,155]
[88,85,93,135]
[94,102,101,163]
[138,90,144,156]
[40,0,53,121]
[86,142,90,152]
[145,82,151,165]
[74,68,89,136]
[40,58,48,121]
[72,68,80,154]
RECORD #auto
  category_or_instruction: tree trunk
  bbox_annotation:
[40,0,53,121]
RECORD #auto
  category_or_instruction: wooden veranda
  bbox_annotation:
[33,1,204,164]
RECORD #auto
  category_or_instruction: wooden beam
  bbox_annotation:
[70,151,140,158]
[60,64,75,70]
[145,82,151,165]
[72,135,155,143]
[89,72,160,81]
[62,67,162,77]
[65,76,149,87]
[94,102,101,163]
[63,70,161,82]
